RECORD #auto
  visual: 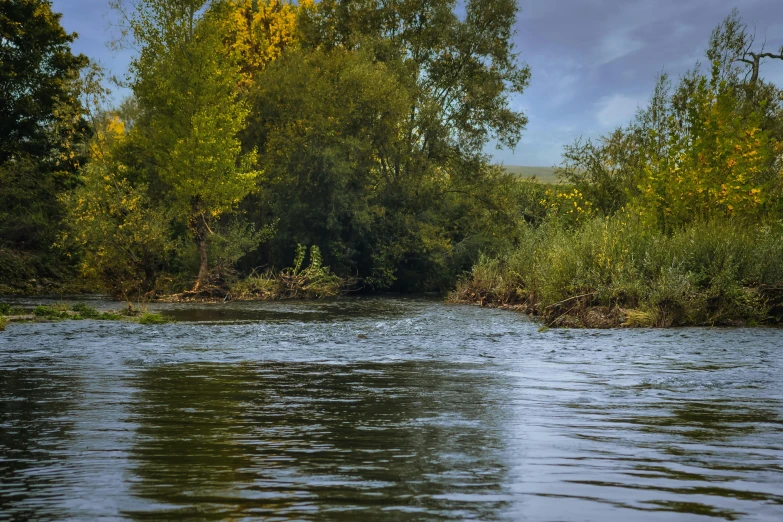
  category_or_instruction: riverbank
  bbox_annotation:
[447,287,783,328]
[0,302,169,330]
[450,218,783,328]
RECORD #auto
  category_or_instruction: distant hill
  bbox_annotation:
[502,165,559,184]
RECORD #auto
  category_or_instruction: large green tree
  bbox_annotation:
[114,0,259,291]
[0,0,89,163]
[0,0,89,289]
[244,0,529,290]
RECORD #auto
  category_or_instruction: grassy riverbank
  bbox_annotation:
[449,217,783,328]
[0,302,169,330]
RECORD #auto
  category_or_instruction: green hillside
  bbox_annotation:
[502,165,560,184]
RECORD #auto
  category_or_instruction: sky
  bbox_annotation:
[51,0,783,167]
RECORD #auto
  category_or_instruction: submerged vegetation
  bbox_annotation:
[1,2,782,327]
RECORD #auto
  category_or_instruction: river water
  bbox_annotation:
[0,297,781,521]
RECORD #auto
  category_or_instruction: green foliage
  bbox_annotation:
[116,0,259,290]
[70,303,124,320]
[7,0,528,297]
[0,246,37,292]
[245,47,410,286]
[232,244,344,299]
[557,129,642,215]
[137,311,168,324]
[245,38,526,290]
[19,302,160,321]
[555,11,783,232]
[302,0,530,150]
[0,0,90,163]
[64,113,179,299]
[33,305,70,319]
[455,216,783,326]
[0,302,24,316]
[456,10,783,327]
[635,66,773,231]
[0,0,91,292]
[32,303,114,320]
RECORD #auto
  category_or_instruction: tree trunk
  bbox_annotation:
[193,234,209,292]
[190,198,210,292]
[750,55,760,86]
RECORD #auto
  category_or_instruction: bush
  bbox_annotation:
[71,303,101,319]
[231,244,344,299]
[138,312,168,325]
[33,305,70,319]
[452,216,783,327]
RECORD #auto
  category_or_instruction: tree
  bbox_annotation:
[555,10,783,231]
[557,128,642,216]
[707,9,783,86]
[0,0,90,290]
[636,64,772,231]
[65,112,178,299]
[244,48,414,285]
[222,0,310,86]
[113,0,259,291]
[241,0,530,290]
[301,0,530,154]
[0,0,89,163]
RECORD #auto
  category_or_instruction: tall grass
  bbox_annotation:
[451,215,783,327]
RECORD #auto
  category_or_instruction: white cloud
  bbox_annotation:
[595,31,645,66]
[595,94,645,128]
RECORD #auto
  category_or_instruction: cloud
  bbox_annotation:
[595,94,645,128]
[547,72,581,107]
[595,31,645,66]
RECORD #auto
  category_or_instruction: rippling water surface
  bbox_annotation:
[1,297,782,521]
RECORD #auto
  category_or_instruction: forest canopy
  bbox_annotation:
[58,0,531,298]
[2,1,783,327]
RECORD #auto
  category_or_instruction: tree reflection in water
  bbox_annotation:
[0,367,80,520]
[124,361,511,520]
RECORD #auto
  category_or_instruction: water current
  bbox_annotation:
[0,297,781,521]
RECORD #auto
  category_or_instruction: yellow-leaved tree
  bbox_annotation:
[223,0,312,85]
[636,63,772,231]
[66,109,177,299]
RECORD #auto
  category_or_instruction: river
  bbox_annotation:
[1,297,781,521]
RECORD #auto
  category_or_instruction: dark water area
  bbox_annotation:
[1,297,782,521]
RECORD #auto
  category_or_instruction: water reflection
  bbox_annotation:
[0,366,80,520]
[1,299,782,520]
[636,399,780,440]
[157,298,416,324]
[125,361,511,520]
[551,393,783,520]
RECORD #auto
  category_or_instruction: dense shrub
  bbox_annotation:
[452,216,783,326]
